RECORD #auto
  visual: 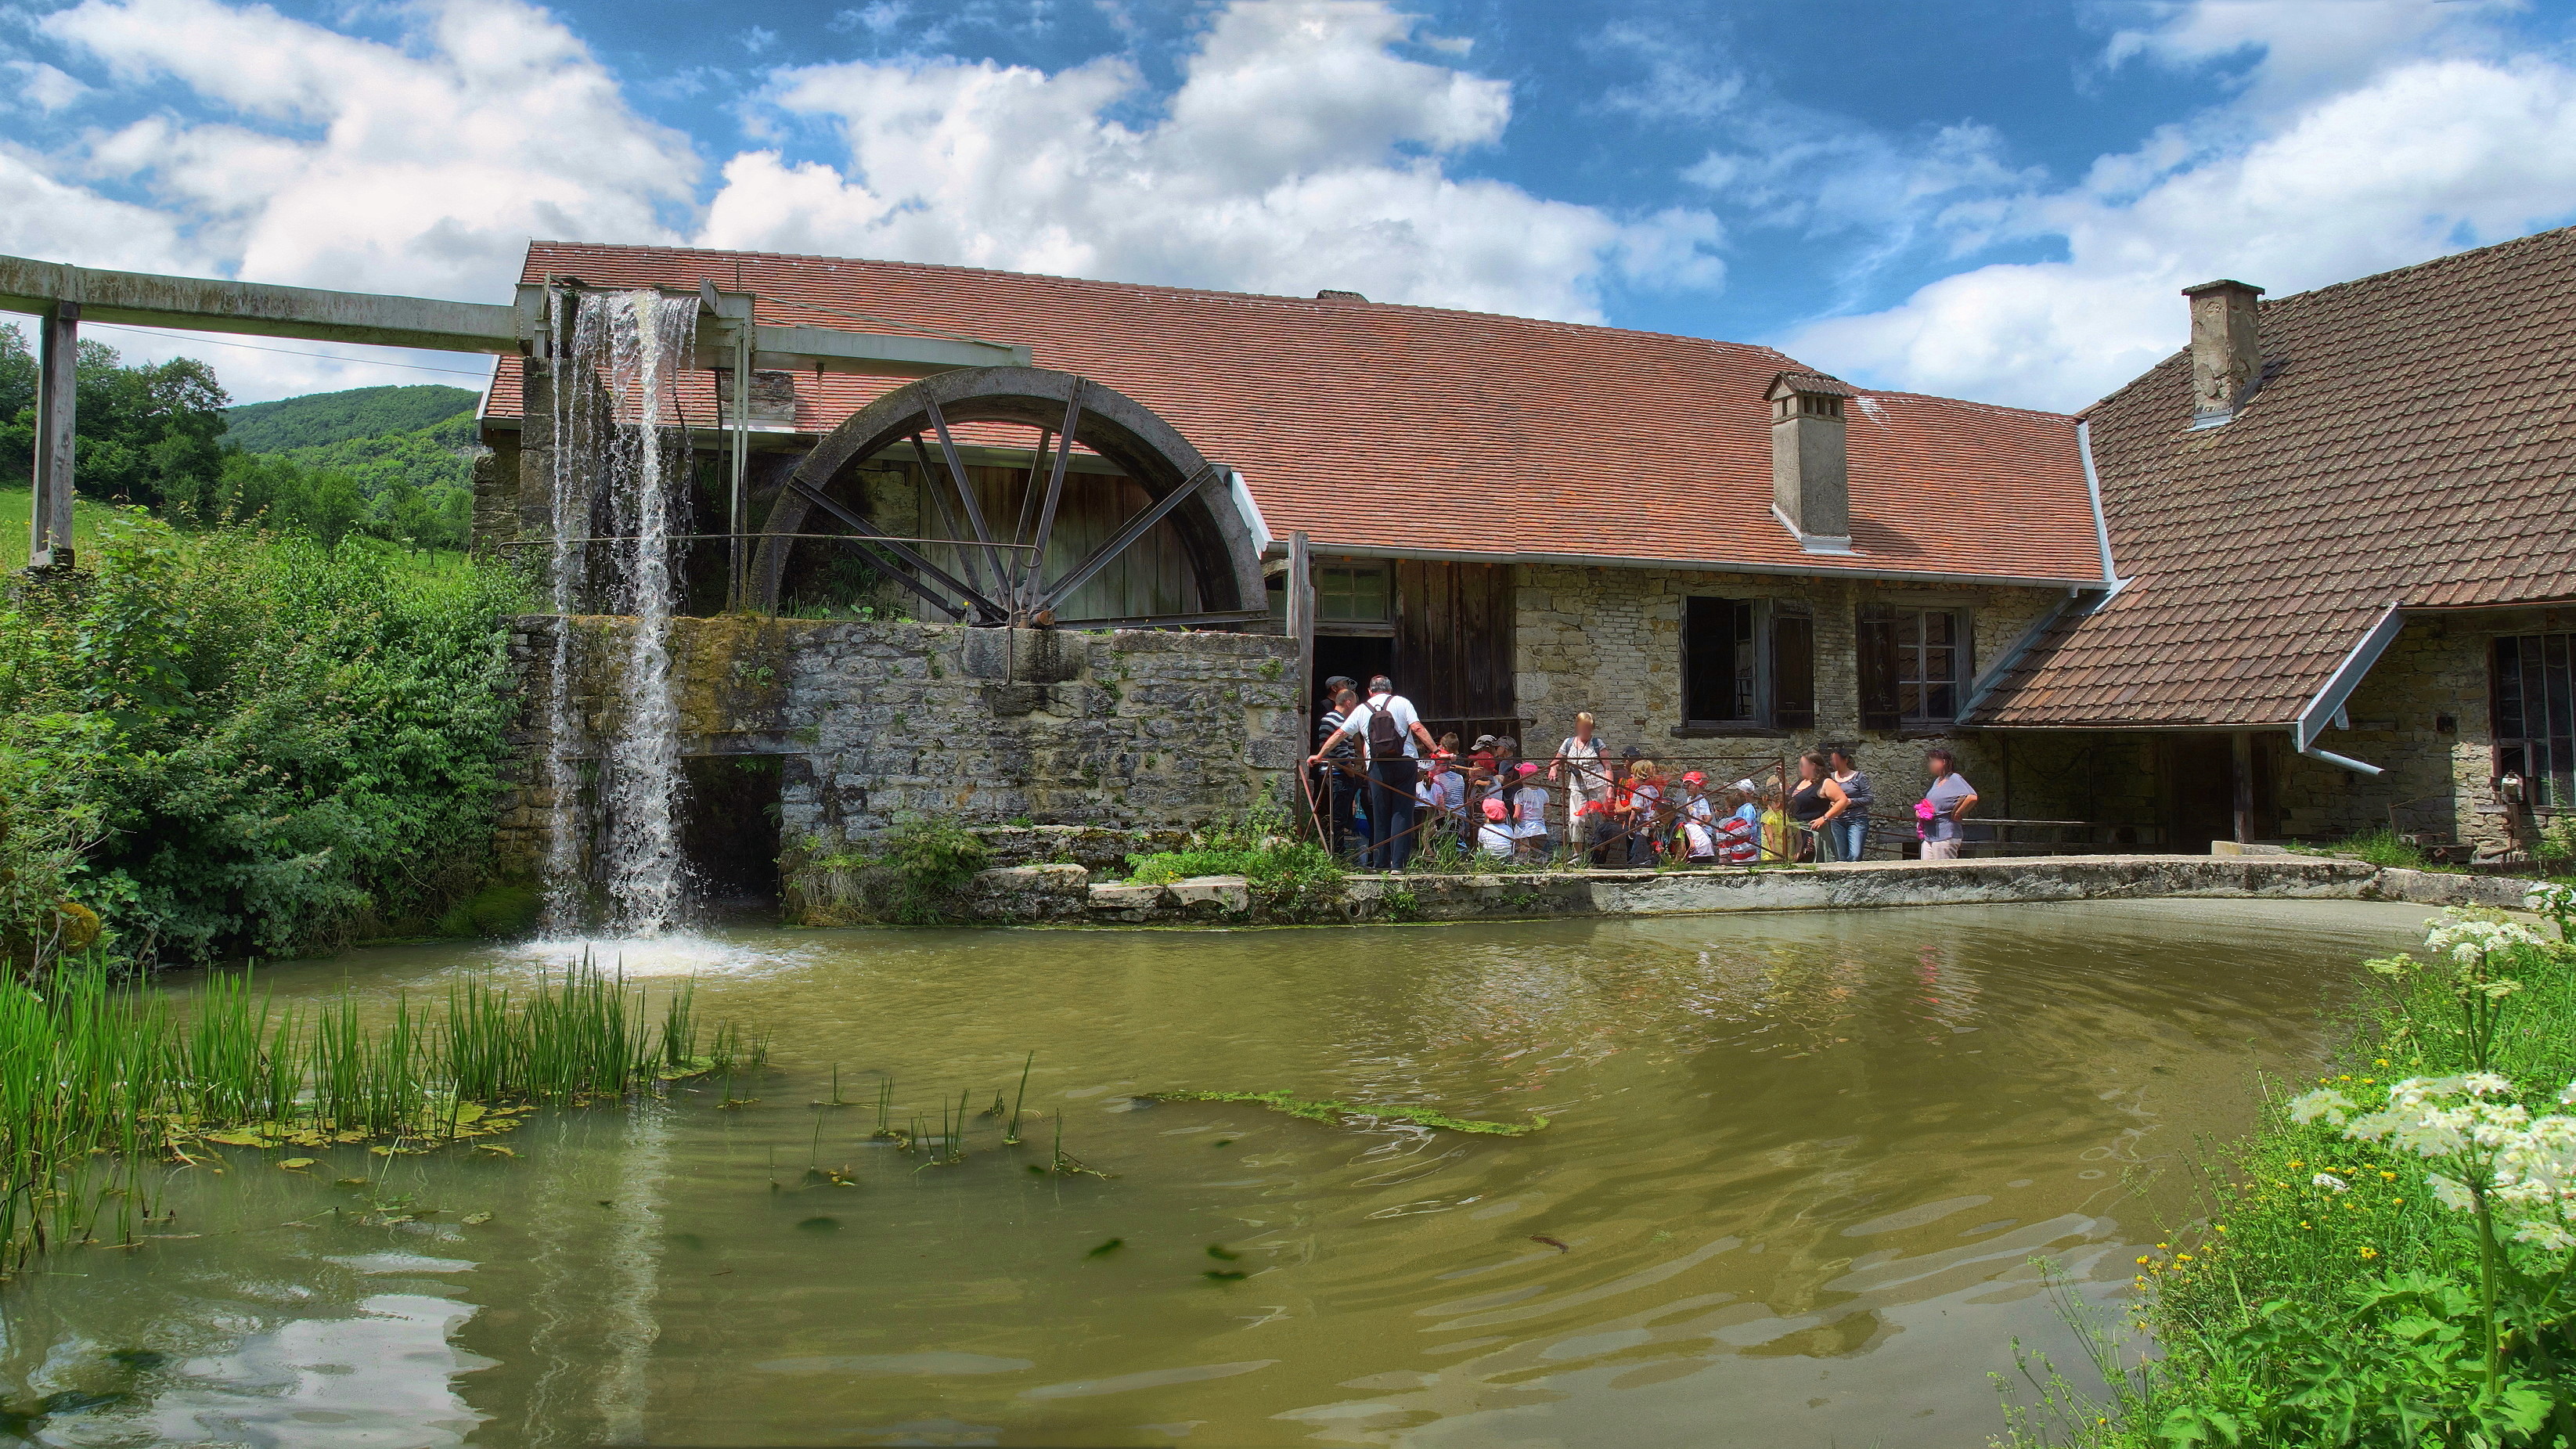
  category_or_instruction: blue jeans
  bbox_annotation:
[1364,758,1420,870]
[1825,813,1868,862]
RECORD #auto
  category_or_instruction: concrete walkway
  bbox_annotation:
[945,853,2553,926]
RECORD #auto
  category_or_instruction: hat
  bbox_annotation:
[1683,771,1706,785]
[1622,744,1645,760]
[1515,761,1539,777]
[1472,734,1497,749]
[1482,798,1508,820]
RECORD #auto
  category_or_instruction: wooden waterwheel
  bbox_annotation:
[748,366,1270,629]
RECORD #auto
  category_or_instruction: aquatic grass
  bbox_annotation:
[0,953,761,1277]
[1147,1089,1547,1136]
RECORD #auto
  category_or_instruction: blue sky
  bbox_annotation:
[5,0,2576,408]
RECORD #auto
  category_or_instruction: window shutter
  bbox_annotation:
[1682,597,1728,722]
[1857,605,1900,730]
[1772,611,1815,728]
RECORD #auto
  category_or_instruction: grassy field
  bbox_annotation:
[0,485,112,569]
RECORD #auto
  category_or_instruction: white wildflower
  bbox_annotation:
[2312,1172,2350,1192]
[2431,1173,2478,1212]
[2290,1089,2358,1126]
[2515,1220,2576,1251]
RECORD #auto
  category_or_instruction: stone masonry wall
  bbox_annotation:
[493,615,1302,877]
[1512,564,2064,804]
[2275,614,2533,853]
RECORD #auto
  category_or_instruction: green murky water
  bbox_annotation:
[1,900,2434,1447]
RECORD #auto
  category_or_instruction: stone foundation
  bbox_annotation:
[494,616,1299,880]
[803,854,2554,928]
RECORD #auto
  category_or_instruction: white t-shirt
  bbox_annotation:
[1476,822,1517,858]
[1511,783,1551,838]
[1343,694,1422,760]
[1558,736,1612,799]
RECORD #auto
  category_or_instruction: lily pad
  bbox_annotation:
[278,1159,317,1171]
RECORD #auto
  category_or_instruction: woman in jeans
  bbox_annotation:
[1825,744,1872,861]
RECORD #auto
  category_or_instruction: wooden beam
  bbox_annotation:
[30,302,76,569]
[2232,729,2254,845]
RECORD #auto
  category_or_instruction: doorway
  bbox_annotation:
[681,754,783,917]
[1312,635,1393,711]
[2161,735,2235,852]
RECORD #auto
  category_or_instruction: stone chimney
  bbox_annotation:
[2181,279,2264,427]
[1767,371,1857,553]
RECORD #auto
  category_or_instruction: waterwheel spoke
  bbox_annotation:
[925,397,1013,600]
[1004,427,1049,609]
[784,476,997,621]
[908,430,989,598]
[1035,463,1220,615]
[1021,387,1084,613]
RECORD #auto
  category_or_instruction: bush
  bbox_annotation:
[0,512,526,962]
[810,815,992,925]
[2335,825,2431,870]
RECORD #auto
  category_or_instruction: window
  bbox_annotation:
[2495,633,2576,809]
[1684,597,1756,723]
[1315,564,1389,623]
[1681,598,1814,729]
[1859,604,1968,728]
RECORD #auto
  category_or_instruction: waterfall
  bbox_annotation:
[539,287,700,937]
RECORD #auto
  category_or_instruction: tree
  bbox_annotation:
[0,328,229,503]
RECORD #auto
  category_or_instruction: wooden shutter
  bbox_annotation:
[1683,597,1730,723]
[1857,604,1900,731]
[1773,610,1815,728]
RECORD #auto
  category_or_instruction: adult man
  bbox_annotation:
[1309,675,1441,871]
[1918,749,1979,860]
[1314,676,1359,857]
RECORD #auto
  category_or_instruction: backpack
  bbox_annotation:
[1364,696,1404,758]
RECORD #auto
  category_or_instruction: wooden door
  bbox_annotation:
[1391,560,1515,726]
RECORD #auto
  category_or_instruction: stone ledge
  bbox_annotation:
[791,854,2556,928]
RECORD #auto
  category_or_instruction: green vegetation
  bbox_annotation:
[1149,1088,1547,1136]
[2006,898,2576,1447]
[0,326,226,511]
[0,954,761,1276]
[0,485,110,569]
[1123,788,1342,907]
[0,511,527,964]
[223,384,478,452]
[806,815,993,925]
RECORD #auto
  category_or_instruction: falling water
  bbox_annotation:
[539,287,701,937]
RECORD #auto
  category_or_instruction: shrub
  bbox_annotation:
[811,814,992,925]
[0,512,526,962]
[2336,825,2430,870]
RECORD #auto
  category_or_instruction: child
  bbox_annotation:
[1510,761,1550,863]
[1678,770,1717,863]
[1627,759,1666,865]
[1475,797,1517,860]
[1715,788,1760,865]
[1758,782,1790,863]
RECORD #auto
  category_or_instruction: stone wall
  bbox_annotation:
[493,616,1302,878]
[1511,563,2065,797]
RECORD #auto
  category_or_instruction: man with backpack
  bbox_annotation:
[1308,675,1441,872]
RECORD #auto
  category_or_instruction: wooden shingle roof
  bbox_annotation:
[1968,225,2576,730]
[486,241,2106,586]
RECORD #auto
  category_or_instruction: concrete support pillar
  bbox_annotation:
[30,301,78,570]
[2232,729,2254,844]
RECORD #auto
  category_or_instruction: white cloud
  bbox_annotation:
[1783,5,2576,409]
[5,60,91,112]
[701,0,1717,319]
[0,0,700,396]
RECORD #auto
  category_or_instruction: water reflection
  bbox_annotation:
[1,899,2428,1447]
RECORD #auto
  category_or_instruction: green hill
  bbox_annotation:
[225,384,480,452]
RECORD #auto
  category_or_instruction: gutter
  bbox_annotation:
[2077,418,2121,589]
[2292,602,2405,777]
[1258,540,2109,593]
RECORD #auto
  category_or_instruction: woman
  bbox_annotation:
[1786,752,1846,863]
[1551,714,1613,861]
[1826,745,1872,862]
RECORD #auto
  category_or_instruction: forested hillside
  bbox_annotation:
[223,384,477,452]
[2,323,488,550]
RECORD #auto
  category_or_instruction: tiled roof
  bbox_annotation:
[1969,225,2576,729]
[485,242,2105,584]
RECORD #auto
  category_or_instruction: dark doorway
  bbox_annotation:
[682,755,783,917]
[1312,636,1393,712]
[2162,734,2235,852]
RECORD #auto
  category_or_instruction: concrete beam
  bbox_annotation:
[0,253,521,355]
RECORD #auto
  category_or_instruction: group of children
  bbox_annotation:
[1409,737,1796,867]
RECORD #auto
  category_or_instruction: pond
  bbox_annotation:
[2,899,2432,1447]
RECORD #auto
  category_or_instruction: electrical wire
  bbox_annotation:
[77,323,500,379]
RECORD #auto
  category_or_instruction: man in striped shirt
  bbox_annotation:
[1315,676,1359,858]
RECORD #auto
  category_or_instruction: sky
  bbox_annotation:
[4,0,2576,410]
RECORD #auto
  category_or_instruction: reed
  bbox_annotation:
[0,953,764,1277]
